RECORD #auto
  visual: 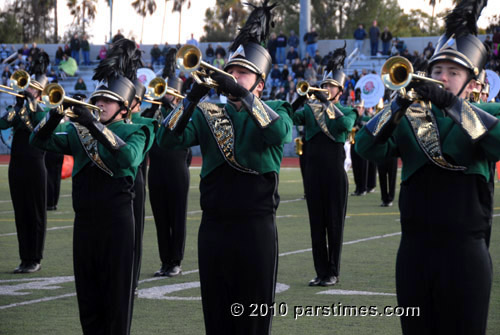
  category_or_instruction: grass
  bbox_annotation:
[0,165,499,334]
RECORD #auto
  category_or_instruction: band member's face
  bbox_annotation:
[27,86,41,100]
[165,94,180,105]
[323,83,340,102]
[430,61,475,99]
[95,97,124,122]
[131,98,141,113]
[226,65,263,96]
[480,92,489,103]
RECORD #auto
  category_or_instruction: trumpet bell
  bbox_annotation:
[42,83,65,108]
[10,70,31,92]
[381,56,413,91]
[176,45,201,73]
[147,77,167,99]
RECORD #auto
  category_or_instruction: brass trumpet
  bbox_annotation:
[41,83,103,115]
[145,77,185,103]
[0,70,34,98]
[294,137,303,156]
[296,81,331,100]
[381,56,444,99]
[176,44,237,88]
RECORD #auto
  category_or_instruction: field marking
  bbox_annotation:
[0,231,402,310]
[317,289,396,296]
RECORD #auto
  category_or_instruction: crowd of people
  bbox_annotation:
[2,1,500,333]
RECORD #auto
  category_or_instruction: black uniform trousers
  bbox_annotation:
[132,163,145,290]
[298,138,307,198]
[44,151,64,208]
[198,164,279,335]
[351,144,368,193]
[377,157,398,204]
[148,143,190,265]
[72,164,135,335]
[396,165,492,335]
[9,129,47,263]
[304,133,348,279]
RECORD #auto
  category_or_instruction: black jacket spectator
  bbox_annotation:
[286,47,299,64]
[215,44,226,59]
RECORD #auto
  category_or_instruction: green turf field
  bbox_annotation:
[0,165,499,334]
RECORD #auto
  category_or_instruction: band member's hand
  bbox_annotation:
[291,95,307,111]
[413,82,457,109]
[211,72,249,98]
[15,91,34,108]
[314,91,329,103]
[69,105,95,127]
[186,82,210,102]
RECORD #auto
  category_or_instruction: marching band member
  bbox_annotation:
[30,39,154,334]
[291,44,357,287]
[157,2,293,333]
[1,51,50,273]
[355,1,500,333]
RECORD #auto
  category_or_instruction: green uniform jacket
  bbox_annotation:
[291,102,357,142]
[355,102,500,182]
[30,120,154,178]
[0,104,48,131]
[157,100,293,178]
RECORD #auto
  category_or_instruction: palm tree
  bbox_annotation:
[131,0,158,44]
[67,0,98,34]
[429,0,441,34]
[172,0,191,44]
[161,0,172,44]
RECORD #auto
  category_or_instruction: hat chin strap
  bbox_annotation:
[102,105,126,125]
[456,72,472,99]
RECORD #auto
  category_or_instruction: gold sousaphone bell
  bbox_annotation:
[380,56,444,100]
[176,45,237,89]
[296,80,331,100]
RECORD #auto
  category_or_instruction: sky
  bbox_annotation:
[57,0,500,45]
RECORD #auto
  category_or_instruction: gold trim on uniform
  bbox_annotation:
[310,103,336,141]
[460,102,487,141]
[167,104,184,130]
[199,102,259,175]
[372,105,393,136]
[406,105,466,171]
[18,107,34,132]
[72,122,114,176]
[250,98,273,128]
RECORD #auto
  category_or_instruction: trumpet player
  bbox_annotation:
[30,39,154,335]
[1,53,49,274]
[355,1,500,333]
[291,43,357,287]
[157,2,292,333]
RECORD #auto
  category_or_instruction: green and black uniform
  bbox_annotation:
[292,101,357,281]
[157,98,292,334]
[146,105,191,273]
[355,99,500,334]
[0,102,47,267]
[351,112,376,194]
[31,113,153,334]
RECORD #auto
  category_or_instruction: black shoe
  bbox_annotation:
[154,263,169,277]
[165,265,182,277]
[308,277,322,286]
[22,262,41,273]
[380,201,393,207]
[47,205,57,211]
[320,276,338,286]
[351,191,366,196]
[368,188,376,193]
[134,287,139,296]
[13,262,26,274]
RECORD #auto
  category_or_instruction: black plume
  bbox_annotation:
[228,0,278,52]
[325,41,347,74]
[162,47,177,79]
[445,0,488,38]
[30,50,50,76]
[92,38,143,82]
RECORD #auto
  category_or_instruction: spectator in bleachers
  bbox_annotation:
[423,42,435,60]
[19,43,30,57]
[0,44,8,62]
[267,32,278,64]
[276,31,287,64]
[186,33,199,47]
[74,77,87,91]
[303,27,319,60]
[98,45,107,60]
[401,48,412,62]
[281,64,290,82]
[58,54,78,79]
[286,46,299,64]
[396,38,407,54]
[150,44,162,66]
[29,42,40,59]
[352,69,360,82]
[369,20,380,56]
[291,58,301,76]
[314,50,322,67]
[484,35,492,52]
[205,43,215,65]
[212,53,225,69]
[55,46,64,65]
[70,34,80,65]
[81,34,91,66]
[270,63,282,87]
[304,63,317,84]
[112,29,124,43]
[12,53,26,68]
[1,65,12,86]
[275,86,286,100]
[288,30,299,50]
[381,26,392,56]
[353,24,367,55]
[64,44,71,58]
[285,86,298,104]
[295,60,305,80]
[215,43,226,59]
